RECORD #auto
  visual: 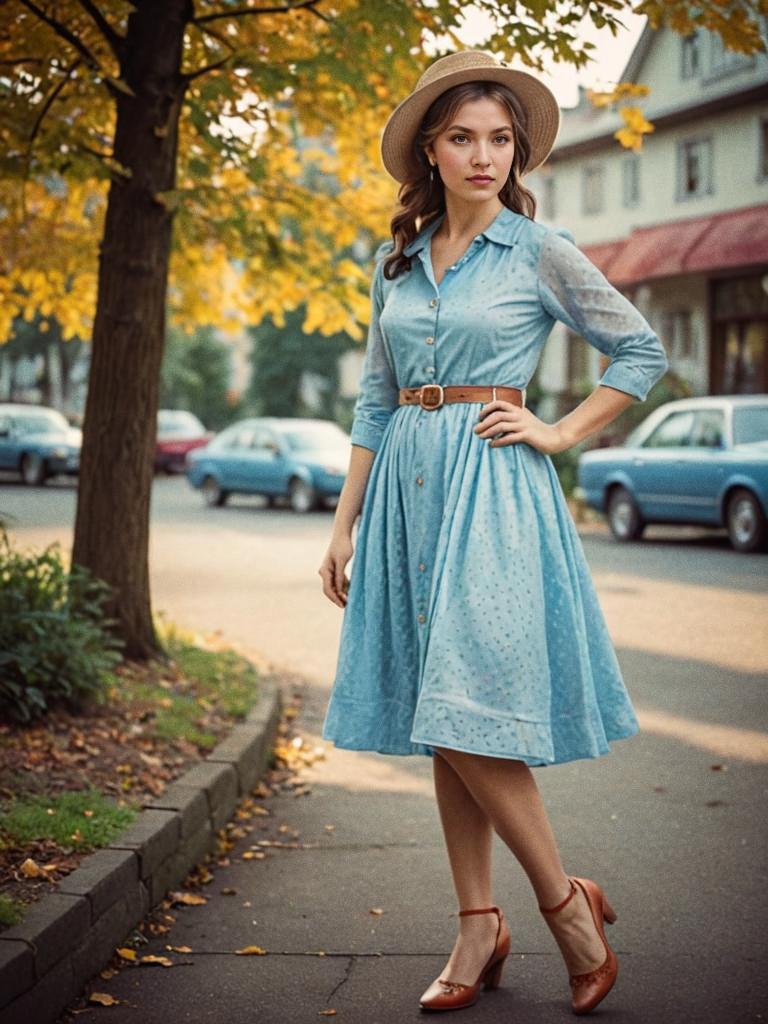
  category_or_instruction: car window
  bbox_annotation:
[157,410,205,439]
[733,405,768,445]
[12,411,67,434]
[233,426,257,449]
[689,409,725,449]
[250,428,277,450]
[282,423,348,451]
[642,410,696,448]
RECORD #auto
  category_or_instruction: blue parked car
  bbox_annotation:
[0,403,81,486]
[576,395,768,553]
[186,417,350,513]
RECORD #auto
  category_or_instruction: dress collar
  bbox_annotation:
[402,204,521,256]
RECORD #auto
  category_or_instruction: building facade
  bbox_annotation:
[526,19,768,420]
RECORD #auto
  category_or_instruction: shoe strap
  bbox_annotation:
[458,905,501,917]
[539,878,577,915]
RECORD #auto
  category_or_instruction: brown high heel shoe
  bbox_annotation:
[539,877,618,1015]
[419,905,511,1012]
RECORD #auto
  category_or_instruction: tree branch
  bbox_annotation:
[184,53,232,81]
[26,59,82,164]
[194,0,324,26]
[0,56,46,67]
[18,0,104,73]
[75,0,125,60]
[189,20,237,52]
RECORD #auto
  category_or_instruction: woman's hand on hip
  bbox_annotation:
[473,400,569,455]
[319,533,354,608]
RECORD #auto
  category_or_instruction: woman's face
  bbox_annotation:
[424,96,516,204]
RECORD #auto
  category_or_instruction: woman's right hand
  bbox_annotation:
[319,532,354,608]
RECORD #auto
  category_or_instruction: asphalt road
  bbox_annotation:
[2,474,767,1023]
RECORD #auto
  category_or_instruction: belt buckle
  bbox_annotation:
[419,384,444,410]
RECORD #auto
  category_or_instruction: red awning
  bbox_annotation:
[580,203,768,287]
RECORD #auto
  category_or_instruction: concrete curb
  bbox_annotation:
[0,676,283,1024]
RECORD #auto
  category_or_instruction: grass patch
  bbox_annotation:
[0,893,24,928]
[0,787,137,851]
[111,620,262,752]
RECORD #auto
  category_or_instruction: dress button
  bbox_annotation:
[429,298,438,307]
[425,366,435,375]
[416,476,424,486]
[418,563,426,572]
[425,336,434,345]
[417,614,426,624]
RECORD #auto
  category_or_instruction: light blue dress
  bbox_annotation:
[321,204,669,766]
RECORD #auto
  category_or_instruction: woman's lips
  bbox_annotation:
[468,176,494,185]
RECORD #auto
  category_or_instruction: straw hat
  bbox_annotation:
[380,50,561,183]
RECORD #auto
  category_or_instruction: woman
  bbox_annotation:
[318,50,668,1015]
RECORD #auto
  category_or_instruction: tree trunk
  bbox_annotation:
[71,0,190,660]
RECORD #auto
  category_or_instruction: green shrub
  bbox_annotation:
[0,528,123,724]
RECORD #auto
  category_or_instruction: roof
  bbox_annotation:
[580,203,768,286]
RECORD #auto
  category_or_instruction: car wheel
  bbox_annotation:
[202,475,228,508]
[726,488,767,553]
[20,452,47,486]
[288,477,317,514]
[607,485,645,542]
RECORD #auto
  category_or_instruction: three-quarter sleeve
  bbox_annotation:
[536,227,669,402]
[349,246,400,453]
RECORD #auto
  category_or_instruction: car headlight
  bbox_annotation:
[51,446,68,458]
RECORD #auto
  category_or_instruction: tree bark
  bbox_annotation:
[71,0,190,659]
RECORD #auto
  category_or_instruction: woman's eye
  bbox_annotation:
[448,134,511,144]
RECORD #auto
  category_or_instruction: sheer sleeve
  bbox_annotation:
[349,244,400,453]
[536,227,669,402]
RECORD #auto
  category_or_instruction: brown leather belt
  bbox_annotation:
[399,384,524,411]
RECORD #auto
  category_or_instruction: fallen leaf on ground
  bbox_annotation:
[89,992,121,1006]
[235,945,267,955]
[318,1010,337,1016]
[369,907,384,915]
[139,955,174,967]
[19,858,47,878]
[116,947,137,961]
[168,891,208,906]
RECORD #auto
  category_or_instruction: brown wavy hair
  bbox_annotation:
[382,81,538,280]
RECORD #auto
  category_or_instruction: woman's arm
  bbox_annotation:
[319,445,375,608]
[319,245,398,607]
[475,228,669,454]
[332,444,376,537]
[554,384,635,450]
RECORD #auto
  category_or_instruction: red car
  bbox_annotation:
[155,409,213,473]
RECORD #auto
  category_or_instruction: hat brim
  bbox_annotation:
[380,66,560,183]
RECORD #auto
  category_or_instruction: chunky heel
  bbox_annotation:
[603,898,617,925]
[418,905,511,1011]
[539,876,619,1015]
[482,955,506,990]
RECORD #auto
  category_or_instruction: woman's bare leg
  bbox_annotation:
[429,750,501,985]
[432,746,607,976]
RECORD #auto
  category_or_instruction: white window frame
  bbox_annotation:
[680,30,701,79]
[676,135,713,200]
[581,163,604,216]
[621,154,640,207]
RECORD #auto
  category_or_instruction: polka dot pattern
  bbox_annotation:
[322,206,668,766]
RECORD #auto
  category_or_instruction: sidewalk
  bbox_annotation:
[55,646,767,1024]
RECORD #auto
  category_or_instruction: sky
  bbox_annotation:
[437,4,649,107]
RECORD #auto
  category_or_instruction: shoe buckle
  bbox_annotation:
[419,384,444,410]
